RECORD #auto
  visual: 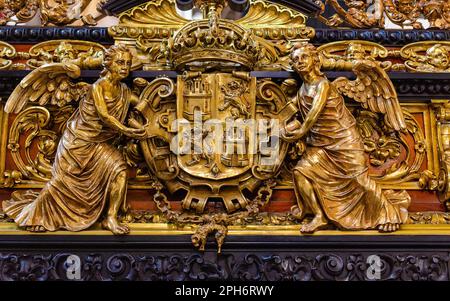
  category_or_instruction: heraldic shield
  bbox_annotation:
[135,71,297,214]
[176,72,256,181]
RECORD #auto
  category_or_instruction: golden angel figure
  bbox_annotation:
[281,43,411,233]
[2,44,147,234]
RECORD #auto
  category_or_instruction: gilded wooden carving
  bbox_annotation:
[317,0,450,29]
[400,41,450,72]
[3,44,147,234]
[0,0,100,26]
[280,42,410,233]
[0,0,449,253]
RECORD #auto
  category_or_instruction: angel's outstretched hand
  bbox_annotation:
[280,119,303,143]
[126,118,148,139]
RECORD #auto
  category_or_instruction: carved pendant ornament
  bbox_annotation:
[0,0,449,255]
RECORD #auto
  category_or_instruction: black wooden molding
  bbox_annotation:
[0,234,448,281]
[0,26,449,47]
[0,26,114,44]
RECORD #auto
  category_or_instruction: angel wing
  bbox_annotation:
[5,62,89,114]
[332,60,406,131]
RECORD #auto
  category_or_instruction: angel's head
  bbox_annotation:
[54,42,77,62]
[426,44,449,70]
[101,44,132,80]
[290,42,323,76]
[345,43,366,60]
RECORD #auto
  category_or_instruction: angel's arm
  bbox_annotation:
[282,80,329,142]
[129,92,140,106]
[93,83,146,139]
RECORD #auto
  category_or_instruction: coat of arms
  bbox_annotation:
[135,15,297,215]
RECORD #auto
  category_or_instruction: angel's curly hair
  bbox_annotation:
[101,44,131,76]
[427,44,449,57]
[290,42,323,75]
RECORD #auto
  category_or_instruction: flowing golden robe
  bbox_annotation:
[295,82,410,229]
[3,83,130,231]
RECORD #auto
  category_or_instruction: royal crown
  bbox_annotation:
[168,1,260,70]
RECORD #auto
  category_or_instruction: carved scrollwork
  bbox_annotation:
[384,0,422,29]
[0,0,102,26]
[0,41,16,70]
[355,108,426,184]
[26,40,105,69]
[0,0,39,26]
[0,251,446,281]
[401,41,450,72]
[318,40,391,70]
[317,0,449,29]
[134,77,178,182]
[318,0,384,28]
[249,80,295,180]
[432,100,450,209]
[6,105,75,184]
[0,254,52,281]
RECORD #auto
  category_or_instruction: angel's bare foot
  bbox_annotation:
[300,215,328,233]
[25,225,46,232]
[378,223,400,233]
[102,216,130,235]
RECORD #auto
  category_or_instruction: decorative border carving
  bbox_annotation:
[0,235,448,280]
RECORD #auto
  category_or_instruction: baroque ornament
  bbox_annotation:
[280,42,410,233]
[400,41,450,72]
[0,0,104,26]
[317,0,450,29]
[0,0,436,253]
[3,44,147,234]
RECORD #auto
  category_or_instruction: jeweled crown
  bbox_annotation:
[168,0,260,70]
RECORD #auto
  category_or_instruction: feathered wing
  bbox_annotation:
[5,62,89,114]
[332,60,406,131]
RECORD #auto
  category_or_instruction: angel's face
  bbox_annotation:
[109,51,132,80]
[427,46,449,69]
[291,48,314,74]
[345,43,366,60]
